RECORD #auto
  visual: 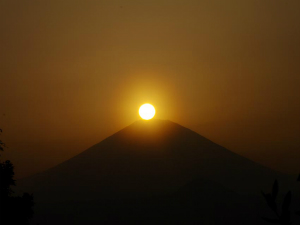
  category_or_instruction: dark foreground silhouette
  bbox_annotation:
[28,176,300,225]
[262,176,300,225]
[0,130,34,225]
[15,120,299,224]
[31,179,268,225]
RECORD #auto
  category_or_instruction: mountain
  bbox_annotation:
[16,119,295,224]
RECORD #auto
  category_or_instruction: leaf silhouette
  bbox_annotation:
[272,180,278,200]
[262,192,278,214]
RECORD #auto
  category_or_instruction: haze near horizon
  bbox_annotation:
[0,0,300,179]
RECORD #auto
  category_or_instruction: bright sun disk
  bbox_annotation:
[139,104,155,120]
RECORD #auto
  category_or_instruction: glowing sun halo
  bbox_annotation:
[139,104,156,120]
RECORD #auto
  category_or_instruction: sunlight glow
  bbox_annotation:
[139,104,156,120]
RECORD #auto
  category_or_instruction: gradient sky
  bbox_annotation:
[1,0,300,179]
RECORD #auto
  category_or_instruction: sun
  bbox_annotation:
[139,103,156,120]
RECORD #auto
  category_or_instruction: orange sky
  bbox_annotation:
[1,0,300,179]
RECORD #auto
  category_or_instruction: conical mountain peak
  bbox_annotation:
[18,120,287,203]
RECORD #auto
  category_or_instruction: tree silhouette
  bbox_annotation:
[0,129,34,225]
[0,128,5,151]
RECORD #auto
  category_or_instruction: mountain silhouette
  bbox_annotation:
[16,119,295,224]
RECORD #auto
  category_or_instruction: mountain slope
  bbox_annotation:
[18,119,289,203]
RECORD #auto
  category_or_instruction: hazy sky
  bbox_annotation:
[1,0,299,179]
